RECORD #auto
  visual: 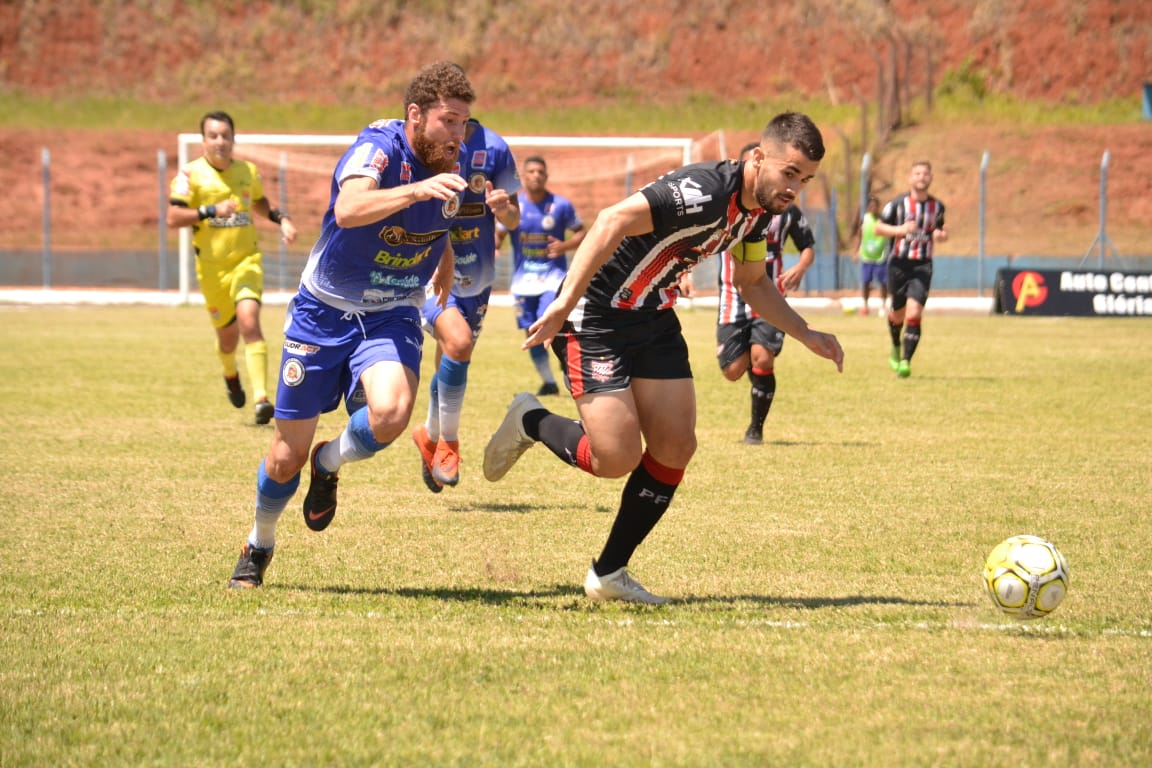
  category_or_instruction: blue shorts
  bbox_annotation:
[274,287,424,420]
[514,290,559,331]
[861,261,888,286]
[422,288,491,344]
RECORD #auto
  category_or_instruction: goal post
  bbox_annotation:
[174,132,708,303]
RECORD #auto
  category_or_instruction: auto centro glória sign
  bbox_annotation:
[994,268,1152,316]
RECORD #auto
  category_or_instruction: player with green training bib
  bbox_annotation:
[853,195,887,315]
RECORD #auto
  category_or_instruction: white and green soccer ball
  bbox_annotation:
[983,534,1069,620]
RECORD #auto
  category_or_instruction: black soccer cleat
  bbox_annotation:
[536,381,560,397]
[228,543,274,589]
[224,374,246,409]
[742,425,763,446]
[302,441,339,532]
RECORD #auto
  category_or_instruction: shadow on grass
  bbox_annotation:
[446,502,615,514]
[275,583,970,610]
[676,593,973,609]
[277,583,579,604]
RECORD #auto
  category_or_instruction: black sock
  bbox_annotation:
[595,456,682,575]
[903,320,921,360]
[523,409,585,467]
[748,368,776,432]
[888,319,903,348]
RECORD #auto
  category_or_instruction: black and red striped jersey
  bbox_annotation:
[582,160,768,312]
[716,205,814,325]
[880,193,946,261]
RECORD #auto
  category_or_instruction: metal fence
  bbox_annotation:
[5,145,1148,297]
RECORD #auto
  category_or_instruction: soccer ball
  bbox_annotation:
[982,534,1069,620]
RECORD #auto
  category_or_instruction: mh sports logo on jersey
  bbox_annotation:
[666,176,712,217]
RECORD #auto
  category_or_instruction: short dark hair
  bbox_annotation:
[200,111,235,136]
[523,155,547,171]
[404,61,476,114]
[762,112,825,161]
[738,142,758,161]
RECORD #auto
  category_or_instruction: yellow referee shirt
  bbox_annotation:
[170,156,266,264]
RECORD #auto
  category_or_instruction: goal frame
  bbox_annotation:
[174,132,695,303]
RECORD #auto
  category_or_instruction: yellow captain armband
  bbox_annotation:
[730,239,767,264]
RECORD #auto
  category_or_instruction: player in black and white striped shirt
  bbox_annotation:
[875,160,948,378]
[482,113,843,604]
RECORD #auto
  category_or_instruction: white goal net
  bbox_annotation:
[175,131,728,302]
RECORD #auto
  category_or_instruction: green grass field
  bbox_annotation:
[2,302,1150,766]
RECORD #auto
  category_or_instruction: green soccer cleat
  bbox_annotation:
[897,359,911,378]
[888,346,900,372]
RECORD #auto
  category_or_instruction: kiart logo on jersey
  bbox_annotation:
[667,176,712,217]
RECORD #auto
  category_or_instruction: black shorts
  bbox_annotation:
[551,307,691,398]
[715,317,784,369]
[888,258,933,310]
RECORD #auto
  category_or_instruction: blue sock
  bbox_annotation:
[436,356,469,441]
[250,460,301,550]
[319,405,389,472]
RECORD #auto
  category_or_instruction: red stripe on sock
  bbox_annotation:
[906,318,921,327]
[641,451,684,485]
[575,436,595,474]
[751,367,774,376]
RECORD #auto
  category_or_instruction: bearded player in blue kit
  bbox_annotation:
[411,118,520,493]
[228,61,478,588]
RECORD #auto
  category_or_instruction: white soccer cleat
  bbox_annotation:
[584,563,670,605]
[482,392,544,481]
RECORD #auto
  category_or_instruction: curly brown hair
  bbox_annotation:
[404,61,476,113]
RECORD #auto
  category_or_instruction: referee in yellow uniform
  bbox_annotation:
[167,111,297,423]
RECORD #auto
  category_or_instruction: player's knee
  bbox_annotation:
[663,434,697,467]
[721,363,746,382]
[365,400,413,444]
[589,442,644,479]
[265,442,308,482]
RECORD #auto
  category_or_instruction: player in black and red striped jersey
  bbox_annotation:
[482,113,843,604]
[713,145,815,445]
[875,160,948,378]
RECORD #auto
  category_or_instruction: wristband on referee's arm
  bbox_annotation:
[268,208,288,224]
[197,204,216,220]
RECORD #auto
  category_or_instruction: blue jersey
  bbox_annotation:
[300,119,464,313]
[508,192,583,296]
[450,120,520,297]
